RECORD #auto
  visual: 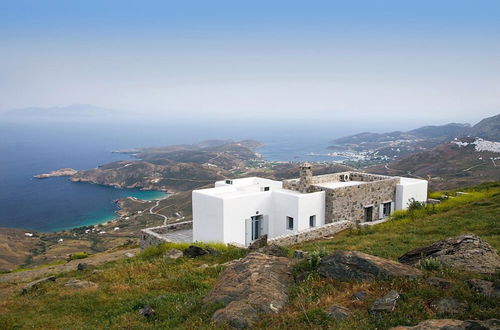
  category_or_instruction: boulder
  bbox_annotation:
[164,248,183,259]
[398,234,500,274]
[203,252,293,328]
[431,297,466,316]
[326,305,351,319]
[467,279,499,298]
[352,291,368,301]
[248,235,268,250]
[183,245,210,258]
[318,251,422,281]
[138,305,156,318]
[390,319,500,329]
[22,276,56,294]
[64,279,97,289]
[77,263,95,271]
[369,290,400,313]
[426,277,454,289]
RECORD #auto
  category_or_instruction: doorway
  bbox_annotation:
[251,215,263,241]
[364,206,373,222]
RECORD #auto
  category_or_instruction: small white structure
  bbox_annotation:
[192,166,428,247]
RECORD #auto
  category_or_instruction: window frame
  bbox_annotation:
[286,216,294,230]
[309,215,316,228]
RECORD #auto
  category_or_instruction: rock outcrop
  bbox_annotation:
[318,251,422,281]
[369,290,400,313]
[398,234,500,274]
[64,279,97,289]
[22,276,56,294]
[390,319,500,330]
[326,305,351,319]
[467,279,499,298]
[203,252,293,328]
[164,248,183,259]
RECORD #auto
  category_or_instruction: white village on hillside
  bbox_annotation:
[141,164,428,248]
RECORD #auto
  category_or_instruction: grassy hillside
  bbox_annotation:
[0,183,498,329]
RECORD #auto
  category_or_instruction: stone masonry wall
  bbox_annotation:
[268,220,353,246]
[140,220,193,249]
[311,177,400,224]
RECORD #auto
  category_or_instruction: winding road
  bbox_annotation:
[149,200,168,225]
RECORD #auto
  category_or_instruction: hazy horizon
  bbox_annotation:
[1,1,500,124]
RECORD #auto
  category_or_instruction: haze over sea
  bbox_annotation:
[0,116,416,232]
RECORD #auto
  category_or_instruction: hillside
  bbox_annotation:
[0,183,498,329]
[369,137,500,190]
[328,114,499,162]
[71,140,262,192]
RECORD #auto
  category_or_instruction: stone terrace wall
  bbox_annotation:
[268,220,353,246]
[140,221,193,249]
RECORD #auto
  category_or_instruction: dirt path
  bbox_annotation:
[0,248,141,284]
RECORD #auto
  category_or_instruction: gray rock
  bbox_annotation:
[65,279,97,289]
[248,234,268,250]
[138,305,156,318]
[352,291,368,301]
[124,252,135,258]
[77,263,95,271]
[467,279,500,298]
[293,250,307,259]
[431,297,466,316]
[203,252,293,328]
[326,305,350,319]
[183,245,210,258]
[22,276,56,294]
[426,277,454,289]
[318,250,422,281]
[164,248,183,259]
[398,234,500,274]
[369,290,400,313]
[390,318,500,329]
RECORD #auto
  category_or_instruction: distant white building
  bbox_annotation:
[192,164,428,247]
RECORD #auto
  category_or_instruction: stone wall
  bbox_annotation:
[268,220,353,246]
[140,220,193,249]
[311,177,400,224]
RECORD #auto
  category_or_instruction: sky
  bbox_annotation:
[1,0,499,125]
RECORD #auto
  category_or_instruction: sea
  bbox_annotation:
[0,117,405,232]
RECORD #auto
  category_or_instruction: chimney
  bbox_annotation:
[299,162,312,193]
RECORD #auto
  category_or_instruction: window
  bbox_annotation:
[225,179,233,185]
[383,202,392,217]
[309,215,316,228]
[263,186,270,191]
[286,216,294,230]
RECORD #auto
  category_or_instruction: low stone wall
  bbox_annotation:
[140,221,193,249]
[268,220,354,246]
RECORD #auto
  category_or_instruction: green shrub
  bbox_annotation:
[417,257,442,271]
[408,198,426,211]
[68,252,89,261]
[390,209,408,220]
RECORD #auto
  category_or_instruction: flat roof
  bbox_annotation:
[313,180,368,189]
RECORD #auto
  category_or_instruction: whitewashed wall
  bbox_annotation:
[192,191,225,243]
[395,178,428,210]
[222,191,273,246]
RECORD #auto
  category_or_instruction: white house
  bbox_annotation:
[192,164,427,246]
